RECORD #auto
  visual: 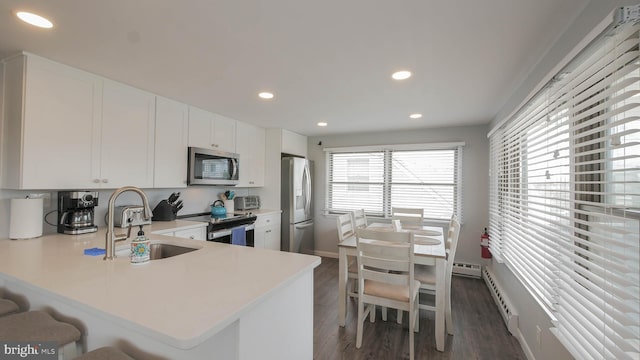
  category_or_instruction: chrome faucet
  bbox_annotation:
[104,186,153,260]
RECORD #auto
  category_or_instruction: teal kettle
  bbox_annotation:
[210,200,227,218]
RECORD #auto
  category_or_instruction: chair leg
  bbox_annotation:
[409,318,415,360]
[369,305,376,323]
[356,300,364,349]
[413,298,420,333]
[446,289,453,335]
[397,309,402,324]
[382,306,387,321]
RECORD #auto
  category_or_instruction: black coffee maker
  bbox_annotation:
[57,191,99,234]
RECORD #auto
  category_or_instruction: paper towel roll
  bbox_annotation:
[9,198,44,239]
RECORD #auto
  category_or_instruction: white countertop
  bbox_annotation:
[0,221,320,349]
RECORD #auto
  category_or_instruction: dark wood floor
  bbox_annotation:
[313,257,526,360]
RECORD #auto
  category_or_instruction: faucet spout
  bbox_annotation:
[104,186,152,260]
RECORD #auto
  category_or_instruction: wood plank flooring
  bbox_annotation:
[313,257,526,360]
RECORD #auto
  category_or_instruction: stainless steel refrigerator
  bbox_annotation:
[281,157,314,254]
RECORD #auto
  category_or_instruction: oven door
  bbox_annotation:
[208,224,255,247]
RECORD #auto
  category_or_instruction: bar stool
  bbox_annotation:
[0,310,82,360]
[0,298,19,317]
[74,346,135,360]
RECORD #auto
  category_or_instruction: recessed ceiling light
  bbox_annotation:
[317,122,328,127]
[409,113,422,119]
[258,92,274,99]
[392,70,412,80]
[16,11,53,29]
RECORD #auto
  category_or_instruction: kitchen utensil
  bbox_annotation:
[168,192,180,204]
[211,200,227,218]
[175,203,184,212]
[228,191,235,200]
[224,191,231,200]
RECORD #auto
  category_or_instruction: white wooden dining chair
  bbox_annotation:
[414,216,461,335]
[391,207,424,227]
[355,228,420,360]
[351,209,368,229]
[336,213,358,298]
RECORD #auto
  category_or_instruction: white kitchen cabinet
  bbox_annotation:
[100,80,156,188]
[254,212,281,250]
[235,121,265,187]
[1,53,102,189]
[152,226,206,241]
[173,227,206,241]
[188,106,236,153]
[281,129,307,158]
[1,54,156,189]
[154,97,189,188]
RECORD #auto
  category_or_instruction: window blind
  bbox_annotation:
[489,8,640,360]
[326,144,463,221]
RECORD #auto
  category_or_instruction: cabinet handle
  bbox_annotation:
[249,181,254,184]
[266,219,270,223]
[189,235,195,239]
[211,144,219,148]
[93,179,101,183]
[102,179,109,183]
[266,230,271,233]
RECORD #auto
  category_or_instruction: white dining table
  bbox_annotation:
[337,222,447,351]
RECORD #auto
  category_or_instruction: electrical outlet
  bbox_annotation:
[536,325,542,346]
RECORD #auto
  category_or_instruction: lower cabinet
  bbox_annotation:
[254,212,281,250]
[153,226,207,241]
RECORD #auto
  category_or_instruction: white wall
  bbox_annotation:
[0,186,256,239]
[307,124,489,266]
[488,1,638,360]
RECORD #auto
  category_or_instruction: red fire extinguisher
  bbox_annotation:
[481,228,492,259]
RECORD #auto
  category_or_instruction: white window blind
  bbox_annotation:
[489,8,640,360]
[326,144,463,221]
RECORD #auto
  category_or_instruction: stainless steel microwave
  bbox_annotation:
[188,147,239,186]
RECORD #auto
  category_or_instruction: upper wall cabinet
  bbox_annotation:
[100,80,156,188]
[1,54,156,189]
[236,121,265,187]
[1,54,102,189]
[154,96,189,188]
[281,129,307,158]
[188,106,236,153]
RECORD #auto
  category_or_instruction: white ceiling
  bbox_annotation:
[0,0,589,136]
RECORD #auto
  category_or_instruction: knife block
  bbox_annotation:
[152,200,176,221]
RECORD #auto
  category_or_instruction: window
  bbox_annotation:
[326,143,463,221]
[489,11,640,360]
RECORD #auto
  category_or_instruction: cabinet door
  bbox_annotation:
[155,97,188,188]
[19,55,102,189]
[264,225,281,251]
[174,227,206,241]
[212,113,236,153]
[281,129,307,157]
[100,80,156,188]
[254,227,266,249]
[188,106,213,149]
[236,121,265,187]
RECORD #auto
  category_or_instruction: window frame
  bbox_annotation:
[324,142,464,222]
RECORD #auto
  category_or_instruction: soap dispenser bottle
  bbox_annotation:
[130,225,150,264]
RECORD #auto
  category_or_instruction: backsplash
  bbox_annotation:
[0,186,258,238]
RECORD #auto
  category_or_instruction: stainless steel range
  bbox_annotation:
[179,213,257,246]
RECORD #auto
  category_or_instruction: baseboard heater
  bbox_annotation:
[482,266,518,335]
[452,262,482,278]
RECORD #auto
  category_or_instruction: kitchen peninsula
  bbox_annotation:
[0,221,320,360]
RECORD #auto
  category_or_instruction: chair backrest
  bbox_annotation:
[351,209,367,229]
[355,228,415,292]
[445,217,461,277]
[336,213,355,242]
[391,207,424,226]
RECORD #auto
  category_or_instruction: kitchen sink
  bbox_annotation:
[116,242,200,260]
[149,243,198,260]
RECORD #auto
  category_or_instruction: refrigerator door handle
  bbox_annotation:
[295,222,314,229]
[303,165,311,216]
